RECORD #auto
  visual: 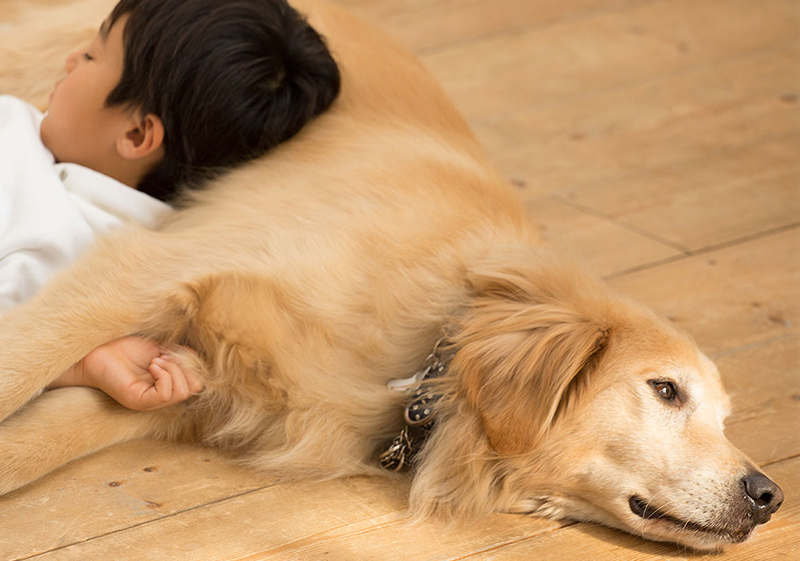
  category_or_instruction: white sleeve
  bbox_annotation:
[0,96,96,315]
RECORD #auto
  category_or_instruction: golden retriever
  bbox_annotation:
[0,0,783,551]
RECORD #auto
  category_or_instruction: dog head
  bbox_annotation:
[411,248,783,551]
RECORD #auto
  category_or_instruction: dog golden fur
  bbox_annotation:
[0,0,783,551]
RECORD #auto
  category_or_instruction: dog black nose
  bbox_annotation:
[742,472,784,524]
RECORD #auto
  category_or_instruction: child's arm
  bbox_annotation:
[50,337,204,411]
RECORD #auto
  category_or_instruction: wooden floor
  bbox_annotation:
[2,0,799,559]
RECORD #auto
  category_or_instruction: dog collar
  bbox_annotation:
[380,338,449,471]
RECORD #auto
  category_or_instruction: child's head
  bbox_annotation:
[41,0,340,202]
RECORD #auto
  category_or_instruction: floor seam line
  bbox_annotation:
[549,193,691,254]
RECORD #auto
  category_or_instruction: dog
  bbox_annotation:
[0,0,783,551]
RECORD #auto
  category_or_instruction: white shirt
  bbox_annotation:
[0,95,172,313]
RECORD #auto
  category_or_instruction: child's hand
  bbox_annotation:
[85,337,205,411]
[51,337,204,411]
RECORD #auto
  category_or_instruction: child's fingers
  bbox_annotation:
[159,353,205,394]
[153,357,192,402]
[149,362,173,401]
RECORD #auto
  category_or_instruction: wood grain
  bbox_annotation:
[332,0,640,52]
[421,0,800,122]
[554,133,800,251]
[0,441,269,560]
[608,227,800,355]
[525,196,683,277]
[25,450,800,560]
[28,477,564,561]
[717,334,800,466]
[474,43,800,197]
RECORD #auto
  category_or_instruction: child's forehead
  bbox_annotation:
[100,18,111,40]
[98,12,131,52]
[101,9,129,42]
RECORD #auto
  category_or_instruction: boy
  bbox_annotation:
[3,0,340,411]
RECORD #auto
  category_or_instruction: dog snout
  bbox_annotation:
[742,472,784,524]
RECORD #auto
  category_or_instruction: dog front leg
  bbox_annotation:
[0,227,203,422]
[0,387,184,495]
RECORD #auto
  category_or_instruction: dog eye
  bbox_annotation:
[648,379,679,403]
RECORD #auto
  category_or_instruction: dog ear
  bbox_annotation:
[453,252,612,456]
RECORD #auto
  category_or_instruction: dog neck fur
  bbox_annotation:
[409,247,618,519]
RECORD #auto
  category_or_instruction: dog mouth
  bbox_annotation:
[628,496,752,543]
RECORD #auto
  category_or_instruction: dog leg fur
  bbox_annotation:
[0,387,184,494]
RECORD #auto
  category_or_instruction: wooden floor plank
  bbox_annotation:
[331,0,646,52]
[608,227,800,355]
[716,334,800,425]
[0,0,62,24]
[525,196,683,277]
[716,334,800,466]
[553,133,800,251]
[715,334,800,468]
[422,0,800,123]
[29,452,799,560]
[474,43,800,196]
[0,441,269,561]
[27,477,564,561]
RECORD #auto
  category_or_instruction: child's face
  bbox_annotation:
[40,15,131,170]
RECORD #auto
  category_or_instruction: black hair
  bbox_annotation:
[105,0,340,202]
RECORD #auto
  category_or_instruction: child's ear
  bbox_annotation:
[117,113,164,161]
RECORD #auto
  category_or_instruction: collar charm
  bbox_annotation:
[380,338,449,471]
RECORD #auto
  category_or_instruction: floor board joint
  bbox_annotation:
[549,193,692,254]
